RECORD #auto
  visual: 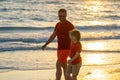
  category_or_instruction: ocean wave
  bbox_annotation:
[0,7,38,12]
[0,25,120,31]
[0,38,45,43]
[32,17,45,21]
[0,26,53,31]
[0,46,40,52]
[76,25,120,31]
[0,67,14,70]
[82,35,120,41]
[0,32,120,44]
[0,45,120,52]
[0,8,25,12]
[0,8,8,12]
[104,15,120,20]
[0,45,56,52]
[0,34,120,43]
[0,66,55,72]
[0,0,5,1]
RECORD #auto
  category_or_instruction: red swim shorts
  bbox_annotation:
[57,50,70,63]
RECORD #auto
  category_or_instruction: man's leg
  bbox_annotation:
[56,50,70,80]
[56,61,68,80]
[61,63,67,78]
[56,61,62,80]
[61,62,67,79]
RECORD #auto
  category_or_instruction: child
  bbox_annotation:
[65,29,82,80]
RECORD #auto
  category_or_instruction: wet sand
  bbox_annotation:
[0,64,120,80]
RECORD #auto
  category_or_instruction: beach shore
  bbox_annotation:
[0,50,120,80]
[0,65,120,80]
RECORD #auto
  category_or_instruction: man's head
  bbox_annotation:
[58,9,67,22]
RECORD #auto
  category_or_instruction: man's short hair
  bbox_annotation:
[58,9,67,13]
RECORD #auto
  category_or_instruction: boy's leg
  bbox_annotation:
[66,74,73,80]
[72,75,77,80]
[65,64,73,80]
[72,63,82,80]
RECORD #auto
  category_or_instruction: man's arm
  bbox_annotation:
[41,31,56,50]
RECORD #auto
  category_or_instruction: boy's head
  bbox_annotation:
[69,29,81,43]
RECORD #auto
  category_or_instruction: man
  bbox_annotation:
[41,9,74,80]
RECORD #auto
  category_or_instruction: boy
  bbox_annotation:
[65,29,82,80]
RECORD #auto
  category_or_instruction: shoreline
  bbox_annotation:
[0,50,120,80]
[0,69,57,80]
[0,65,120,80]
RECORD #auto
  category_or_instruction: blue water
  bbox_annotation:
[0,0,120,52]
[0,25,120,52]
[0,0,120,71]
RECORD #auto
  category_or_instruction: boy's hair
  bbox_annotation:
[58,9,67,14]
[70,29,81,41]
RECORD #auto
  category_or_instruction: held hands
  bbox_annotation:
[68,59,72,64]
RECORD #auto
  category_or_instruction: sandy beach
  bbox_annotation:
[0,50,120,80]
[0,64,120,80]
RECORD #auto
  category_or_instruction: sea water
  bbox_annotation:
[0,0,120,71]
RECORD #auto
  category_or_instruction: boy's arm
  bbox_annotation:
[41,31,56,50]
[68,52,80,64]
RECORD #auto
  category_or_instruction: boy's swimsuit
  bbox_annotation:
[69,42,82,65]
[66,42,82,76]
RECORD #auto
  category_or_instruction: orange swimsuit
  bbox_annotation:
[69,42,82,65]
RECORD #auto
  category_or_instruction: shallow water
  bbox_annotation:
[0,50,120,71]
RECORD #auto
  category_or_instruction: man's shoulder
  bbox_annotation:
[56,21,61,25]
[55,21,60,27]
[56,20,72,25]
[68,20,74,24]
[66,20,74,27]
